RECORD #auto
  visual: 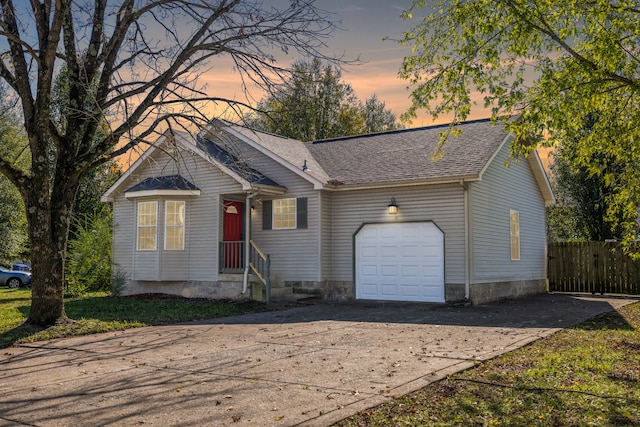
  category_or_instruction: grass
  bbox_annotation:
[0,288,266,348]
[334,301,640,427]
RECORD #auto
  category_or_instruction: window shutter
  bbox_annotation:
[262,200,272,230]
[296,197,307,229]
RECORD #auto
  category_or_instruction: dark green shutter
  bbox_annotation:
[297,197,307,229]
[262,200,272,230]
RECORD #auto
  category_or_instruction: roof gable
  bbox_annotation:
[102,129,285,202]
[212,120,329,189]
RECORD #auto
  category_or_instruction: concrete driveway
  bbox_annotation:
[1,293,637,427]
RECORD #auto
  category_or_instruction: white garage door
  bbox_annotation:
[355,222,445,303]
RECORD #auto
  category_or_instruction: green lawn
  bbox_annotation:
[334,301,640,426]
[0,288,265,348]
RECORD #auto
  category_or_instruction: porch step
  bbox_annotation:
[271,292,323,303]
[250,283,322,303]
[270,286,293,297]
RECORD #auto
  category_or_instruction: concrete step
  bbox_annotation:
[250,283,323,303]
[271,293,323,303]
[270,287,293,297]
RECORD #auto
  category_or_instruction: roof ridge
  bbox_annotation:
[211,118,302,143]
[311,117,495,144]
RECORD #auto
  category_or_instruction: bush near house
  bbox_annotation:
[65,210,112,295]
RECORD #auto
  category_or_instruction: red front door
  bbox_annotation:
[223,201,243,270]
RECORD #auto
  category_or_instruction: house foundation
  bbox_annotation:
[468,279,547,305]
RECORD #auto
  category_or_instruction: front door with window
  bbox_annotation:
[222,200,244,271]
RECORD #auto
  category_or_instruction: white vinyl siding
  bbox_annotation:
[330,184,466,285]
[469,139,547,282]
[114,142,244,283]
[165,201,185,250]
[510,210,520,261]
[273,198,296,229]
[137,201,157,251]
[111,195,134,281]
[248,166,320,281]
[320,191,333,280]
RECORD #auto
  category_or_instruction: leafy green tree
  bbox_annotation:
[72,162,120,236]
[364,94,400,134]
[66,210,113,295]
[400,0,640,251]
[0,176,28,265]
[547,142,632,242]
[0,111,28,265]
[254,59,401,140]
[0,1,341,325]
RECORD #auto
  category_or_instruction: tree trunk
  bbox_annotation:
[28,239,67,325]
[24,175,77,326]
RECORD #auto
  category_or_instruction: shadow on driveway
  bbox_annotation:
[200,292,638,330]
[1,293,637,427]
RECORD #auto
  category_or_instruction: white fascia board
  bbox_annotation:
[125,189,201,199]
[528,151,556,206]
[477,133,513,181]
[325,176,479,192]
[101,132,170,202]
[223,126,326,190]
[251,184,287,196]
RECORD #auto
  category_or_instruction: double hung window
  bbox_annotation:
[137,201,158,251]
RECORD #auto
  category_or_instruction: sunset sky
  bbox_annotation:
[198,1,549,165]
[202,1,454,126]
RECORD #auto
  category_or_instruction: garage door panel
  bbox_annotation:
[361,264,378,276]
[361,245,378,257]
[381,283,399,295]
[381,227,399,238]
[380,245,399,257]
[356,222,445,303]
[400,285,420,297]
[401,265,419,277]
[400,245,419,257]
[381,265,398,276]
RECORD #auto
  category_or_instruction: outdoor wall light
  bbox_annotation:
[251,205,256,214]
[388,198,399,215]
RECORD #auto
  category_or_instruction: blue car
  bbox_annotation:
[0,266,32,288]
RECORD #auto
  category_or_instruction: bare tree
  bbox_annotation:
[0,0,340,325]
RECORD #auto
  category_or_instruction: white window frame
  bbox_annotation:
[510,210,520,261]
[164,200,185,250]
[137,201,158,251]
[272,198,297,230]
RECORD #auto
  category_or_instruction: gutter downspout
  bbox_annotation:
[242,192,255,294]
[461,180,471,301]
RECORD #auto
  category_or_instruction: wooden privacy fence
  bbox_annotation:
[548,241,640,295]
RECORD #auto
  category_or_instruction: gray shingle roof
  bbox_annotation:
[224,123,331,184]
[125,175,199,192]
[305,119,508,185]
[196,135,282,188]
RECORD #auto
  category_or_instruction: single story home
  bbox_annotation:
[102,118,554,305]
